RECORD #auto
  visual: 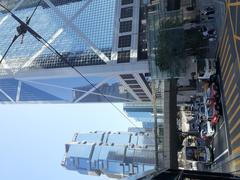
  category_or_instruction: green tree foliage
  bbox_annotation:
[155,27,209,76]
[184,28,209,58]
[155,28,185,75]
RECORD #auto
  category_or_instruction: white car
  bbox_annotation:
[200,121,215,138]
[198,58,216,80]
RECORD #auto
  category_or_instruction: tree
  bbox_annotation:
[155,28,186,76]
[184,28,209,58]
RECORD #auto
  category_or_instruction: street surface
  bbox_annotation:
[213,0,240,175]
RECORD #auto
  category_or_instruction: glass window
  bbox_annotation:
[76,132,104,143]
[119,21,132,33]
[120,7,133,18]
[125,80,138,84]
[120,74,134,79]
[107,161,123,173]
[78,158,90,170]
[118,35,131,48]
[107,133,131,144]
[117,51,130,63]
[133,89,144,93]
[121,0,133,5]
[129,85,141,88]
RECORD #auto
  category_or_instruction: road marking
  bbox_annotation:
[229,105,240,125]
[220,35,229,59]
[228,2,240,7]
[223,64,234,88]
[222,53,231,77]
[232,147,240,154]
[214,149,228,162]
[226,83,237,105]
[222,45,231,65]
[227,94,239,114]
[234,34,240,41]
[219,29,228,55]
[236,4,239,33]
[227,4,240,75]
[232,159,240,168]
[231,132,240,145]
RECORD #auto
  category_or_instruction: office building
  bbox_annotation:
[123,81,164,131]
[62,130,163,178]
[0,0,151,103]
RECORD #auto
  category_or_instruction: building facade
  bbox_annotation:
[62,130,163,178]
[0,0,151,103]
[123,80,164,131]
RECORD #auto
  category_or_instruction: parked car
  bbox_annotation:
[211,114,219,126]
[185,146,212,162]
[198,59,217,81]
[203,82,221,124]
[200,121,215,139]
[207,82,222,114]
[206,107,220,126]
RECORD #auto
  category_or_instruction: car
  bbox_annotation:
[206,107,220,126]
[198,59,216,81]
[202,82,221,125]
[209,82,220,99]
[211,114,219,126]
[200,121,215,139]
[207,82,221,106]
[185,146,212,163]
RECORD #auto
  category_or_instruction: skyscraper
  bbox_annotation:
[0,0,151,103]
[61,130,163,178]
[123,81,165,131]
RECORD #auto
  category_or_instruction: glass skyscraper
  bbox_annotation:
[123,81,165,131]
[62,130,163,178]
[0,0,151,103]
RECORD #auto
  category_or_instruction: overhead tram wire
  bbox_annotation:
[0,0,42,64]
[0,2,138,128]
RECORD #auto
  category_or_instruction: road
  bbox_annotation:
[213,0,240,175]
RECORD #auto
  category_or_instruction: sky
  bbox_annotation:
[0,103,141,180]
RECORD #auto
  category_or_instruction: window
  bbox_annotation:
[120,21,132,33]
[121,0,133,5]
[118,35,131,48]
[120,7,133,18]
[133,89,144,93]
[125,80,138,84]
[117,51,130,63]
[129,85,141,88]
[120,74,134,79]
[136,92,147,96]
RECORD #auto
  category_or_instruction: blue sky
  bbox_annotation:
[0,103,140,180]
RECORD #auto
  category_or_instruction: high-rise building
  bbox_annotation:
[61,130,163,178]
[0,0,151,103]
[124,102,164,131]
[0,77,62,102]
[123,81,164,131]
